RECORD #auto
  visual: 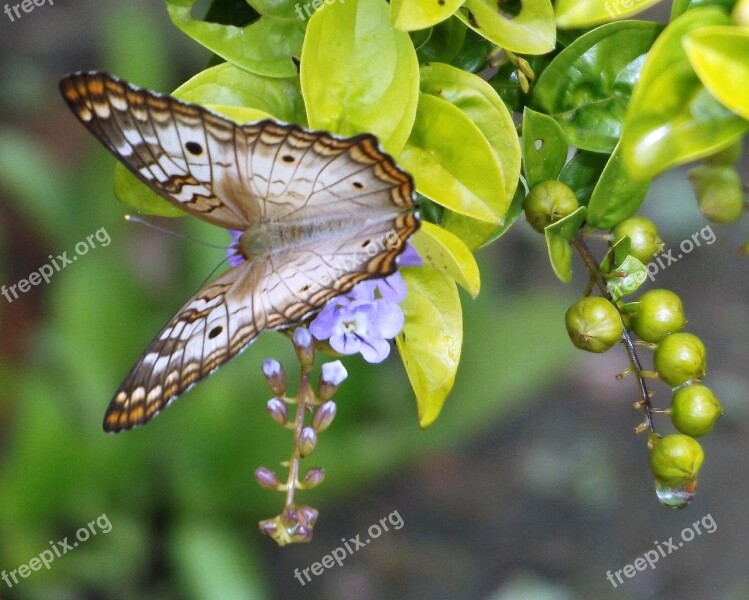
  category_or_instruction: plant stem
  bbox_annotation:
[286,369,310,507]
[572,235,655,433]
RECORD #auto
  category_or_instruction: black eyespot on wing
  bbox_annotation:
[360,239,371,248]
[208,326,223,339]
[352,181,364,189]
[186,141,203,155]
[282,154,295,163]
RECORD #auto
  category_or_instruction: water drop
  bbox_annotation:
[654,479,697,509]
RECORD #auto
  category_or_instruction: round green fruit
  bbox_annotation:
[654,332,706,387]
[524,180,579,233]
[650,434,704,485]
[671,384,723,437]
[611,216,664,263]
[565,296,623,353]
[631,289,686,343]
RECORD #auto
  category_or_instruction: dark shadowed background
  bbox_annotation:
[0,1,747,599]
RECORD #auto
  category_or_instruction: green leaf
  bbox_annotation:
[398,93,505,223]
[671,0,737,20]
[391,0,465,31]
[522,108,568,190]
[586,141,650,229]
[558,151,609,205]
[544,206,587,282]
[532,21,663,153]
[113,105,271,217]
[420,62,520,202]
[455,0,556,54]
[166,0,305,78]
[606,255,648,301]
[411,221,480,297]
[396,266,462,428]
[620,8,749,179]
[684,26,749,121]
[441,179,525,249]
[555,0,666,28]
[414,17,467,63]
[173,62,305,123]
[301,0,419,155]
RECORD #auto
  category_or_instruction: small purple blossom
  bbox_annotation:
[226,230,244,267]
[320,360,348,386]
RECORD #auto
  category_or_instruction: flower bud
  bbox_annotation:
[298,427,318,457]
[611,216,664,263]
[565,296,623,353]
[654,332,706,387]
[523,180,579,233]
[262,359,286,395]
[671,384,723,437]
[689,164,744,224]
[301,467,325,489]
[318,360,348,401]
[650,434,704,486]
[255,467,281,490]
[630,289,686,343]
[292,328,315,368]
[266,397,289,426]
[312,401,337,433]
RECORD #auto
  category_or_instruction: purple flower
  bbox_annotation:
[227,230,244,267]
[309,297,404,363]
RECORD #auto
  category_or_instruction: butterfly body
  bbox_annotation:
[59,71,418,433]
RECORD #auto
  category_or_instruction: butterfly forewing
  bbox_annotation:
[60,71,418,433]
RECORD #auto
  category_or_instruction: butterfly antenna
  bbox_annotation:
[124,214,230,250]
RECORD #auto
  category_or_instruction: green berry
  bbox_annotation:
[671,384,723,437]
[689,164,744,224]
[650,434,704,485]
[631,289,686,343]
[565,296,623,353]
[524,180,579,233]
[653,332,706,387]
[611,216,664,263]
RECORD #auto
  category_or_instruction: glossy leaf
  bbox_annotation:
[174,62,305,123]
[441,181,525,249]
[586,142,650,229]
[620,8,749,179]
[396,266,462,428]
[558,151,609,205]
[684,26,749,121]
[166,0,305,78]
[398,93,505,223]
[544,206,587,282]
[533,21,663,153]
[114,106,271,217]
[391,0,465,31]
[414,17,467,63]
[301,0,419,155]
[411,221,480,297]
[606,255,648,301]
[420,63,520,201]
[455,0,555,54]
[555,0,666,28]
[672,0,737,19]
[522,108,568,190]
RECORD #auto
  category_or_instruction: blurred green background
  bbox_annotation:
[1,1,748,599]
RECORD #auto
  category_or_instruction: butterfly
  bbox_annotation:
[59,72,419,433]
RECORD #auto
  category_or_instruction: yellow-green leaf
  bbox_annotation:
[390,0,465,31]
[544,206,587,283]
[397,266,462,428]
[555,0,665,28]
[411,221,480,297]
[456,0,555,54]
[684,26,749,121]
[398,94,504,223]
[301,0,419,155]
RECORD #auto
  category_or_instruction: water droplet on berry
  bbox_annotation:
[654,479,696,509]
